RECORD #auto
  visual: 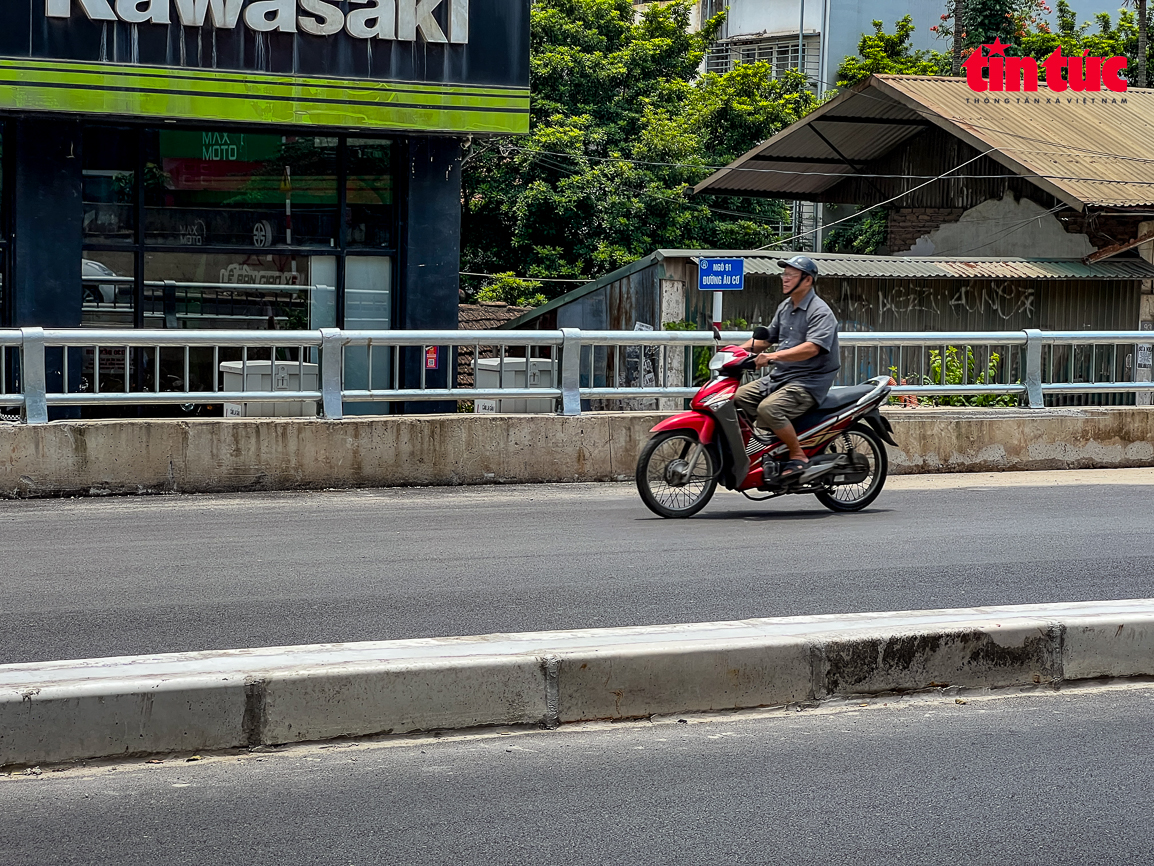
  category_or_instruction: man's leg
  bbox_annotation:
[773,420,807,463]
[734,378,769,424]
[756,384,817,465]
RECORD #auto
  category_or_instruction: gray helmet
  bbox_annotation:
[776,255,819,280]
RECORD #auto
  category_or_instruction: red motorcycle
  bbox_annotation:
[635,334,898,518]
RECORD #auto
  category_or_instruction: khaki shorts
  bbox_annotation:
[734,380,816,431]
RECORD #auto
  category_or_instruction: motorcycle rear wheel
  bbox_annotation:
[636,431,718,518]
[814,426,887,512]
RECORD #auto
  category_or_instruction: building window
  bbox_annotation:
[143,131,339,249]
[79,127,397,334]
[347,139,396,250]
[82,126,137,247]
[706,34,820,82]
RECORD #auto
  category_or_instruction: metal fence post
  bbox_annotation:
[319,328,344,420]
[20,327,48,425]
[1024,329,1044,409]
[559,328,582,416]
[163,280,178,329]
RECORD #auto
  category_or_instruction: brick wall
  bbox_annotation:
[889,205,1147,255]
[1057,211,1147,252]
[887,207,966,252]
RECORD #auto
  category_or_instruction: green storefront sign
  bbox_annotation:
[0,1,529,133]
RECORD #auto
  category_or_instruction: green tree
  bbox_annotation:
[929,0,1150,84]
[823,209,889,254]
[461,0,822,301]
[1018,1,1152,86]
[1124,0,1149,86]
[933,0,1050,53]
[836,16,951,88]
[474,273,547,307]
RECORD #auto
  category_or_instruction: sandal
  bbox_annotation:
[777,458,809,480]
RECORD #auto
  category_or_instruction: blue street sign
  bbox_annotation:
[697,257,744,291]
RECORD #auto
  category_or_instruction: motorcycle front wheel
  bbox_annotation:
[814,426,887,512]
[636,431,718,518]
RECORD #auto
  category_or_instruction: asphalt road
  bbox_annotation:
[3,469,1154,664]
[3,683,1152,864]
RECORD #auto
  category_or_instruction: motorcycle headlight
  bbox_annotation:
[708,352,734,371]
[701,392,731,410]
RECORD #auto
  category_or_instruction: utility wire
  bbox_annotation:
[459,71,1149,272]
[460,271,589,282]
[756,148,1000,250]
[501,140,1154,186]
[796,69,1154,167]
[525,149,790,225]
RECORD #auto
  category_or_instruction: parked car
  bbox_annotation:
[82,259,132,305]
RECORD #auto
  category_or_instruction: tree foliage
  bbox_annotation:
[823,209,889,255]
[461,0,823,300]
[1019,1,1153,85]
[931,0,1152,85]
[474,273,547,308]
[836,16,950,88]
[933,0,1051,49]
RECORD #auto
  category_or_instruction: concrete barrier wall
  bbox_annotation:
[4,600,1154,768]
[2,406,1154,497]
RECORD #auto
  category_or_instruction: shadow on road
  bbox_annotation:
[635,507,893,522]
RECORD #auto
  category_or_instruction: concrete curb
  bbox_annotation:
[4,600,1154,768]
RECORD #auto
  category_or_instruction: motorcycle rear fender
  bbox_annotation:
[862,410,898,446]
[650,412,715,444]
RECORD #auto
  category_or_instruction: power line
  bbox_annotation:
[462,71,1154,260]
[524,149,790,226]
[797,70,1154,167]
[757,148,1001,250]
[460,271,589,282]
[503,140,1154,187]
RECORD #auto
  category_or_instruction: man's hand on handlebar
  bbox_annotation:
[754,352,774,368]
[741,326,773,354]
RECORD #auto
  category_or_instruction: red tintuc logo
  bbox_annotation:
[963,39,1128,93]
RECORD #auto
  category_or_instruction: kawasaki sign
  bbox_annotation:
[0,0,529,132]
[45,0,468,43]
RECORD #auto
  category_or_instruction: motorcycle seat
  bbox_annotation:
[791,384,877,432]
[816,384,875,411]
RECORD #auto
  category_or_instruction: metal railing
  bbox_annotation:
[1,328,1153,424]
[81,276,333,329]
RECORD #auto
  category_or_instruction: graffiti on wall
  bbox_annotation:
[834,280,1036,326]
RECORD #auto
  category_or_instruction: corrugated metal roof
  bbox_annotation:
[502,250,1154,329]
[501,253,661,329]
[660,250,1154,280]
[694,75,1154,208]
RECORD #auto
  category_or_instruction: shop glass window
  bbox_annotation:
[142,250,333,331]
[139,251,330,398]
[82,127,137,245]
[81,251,135,328]
[143,131,338,248]
[342,256,393,415]
[346,139,394,249]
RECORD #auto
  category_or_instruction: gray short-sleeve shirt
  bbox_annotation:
[764,289,840,401]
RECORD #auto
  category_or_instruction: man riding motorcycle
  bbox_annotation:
[733,255,840,482]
